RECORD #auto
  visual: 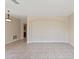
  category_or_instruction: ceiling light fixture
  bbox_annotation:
[12,0,20,4]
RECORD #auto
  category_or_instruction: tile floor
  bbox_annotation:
[5,40,74,59]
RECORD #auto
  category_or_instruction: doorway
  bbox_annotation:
[23,24,27,41]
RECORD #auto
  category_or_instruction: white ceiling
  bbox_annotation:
[5,0,74,20]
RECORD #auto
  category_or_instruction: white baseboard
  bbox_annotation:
[27,41,69,43]
[5,39,22,45]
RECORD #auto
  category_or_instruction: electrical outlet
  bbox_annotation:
[13,35,17,40]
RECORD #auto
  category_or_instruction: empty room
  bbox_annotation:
[5,0,74,59]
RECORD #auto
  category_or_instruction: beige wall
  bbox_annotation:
[5,16,74,45]
[68,14,74,46]
[27,16,70,43]
[5,16,21,44]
